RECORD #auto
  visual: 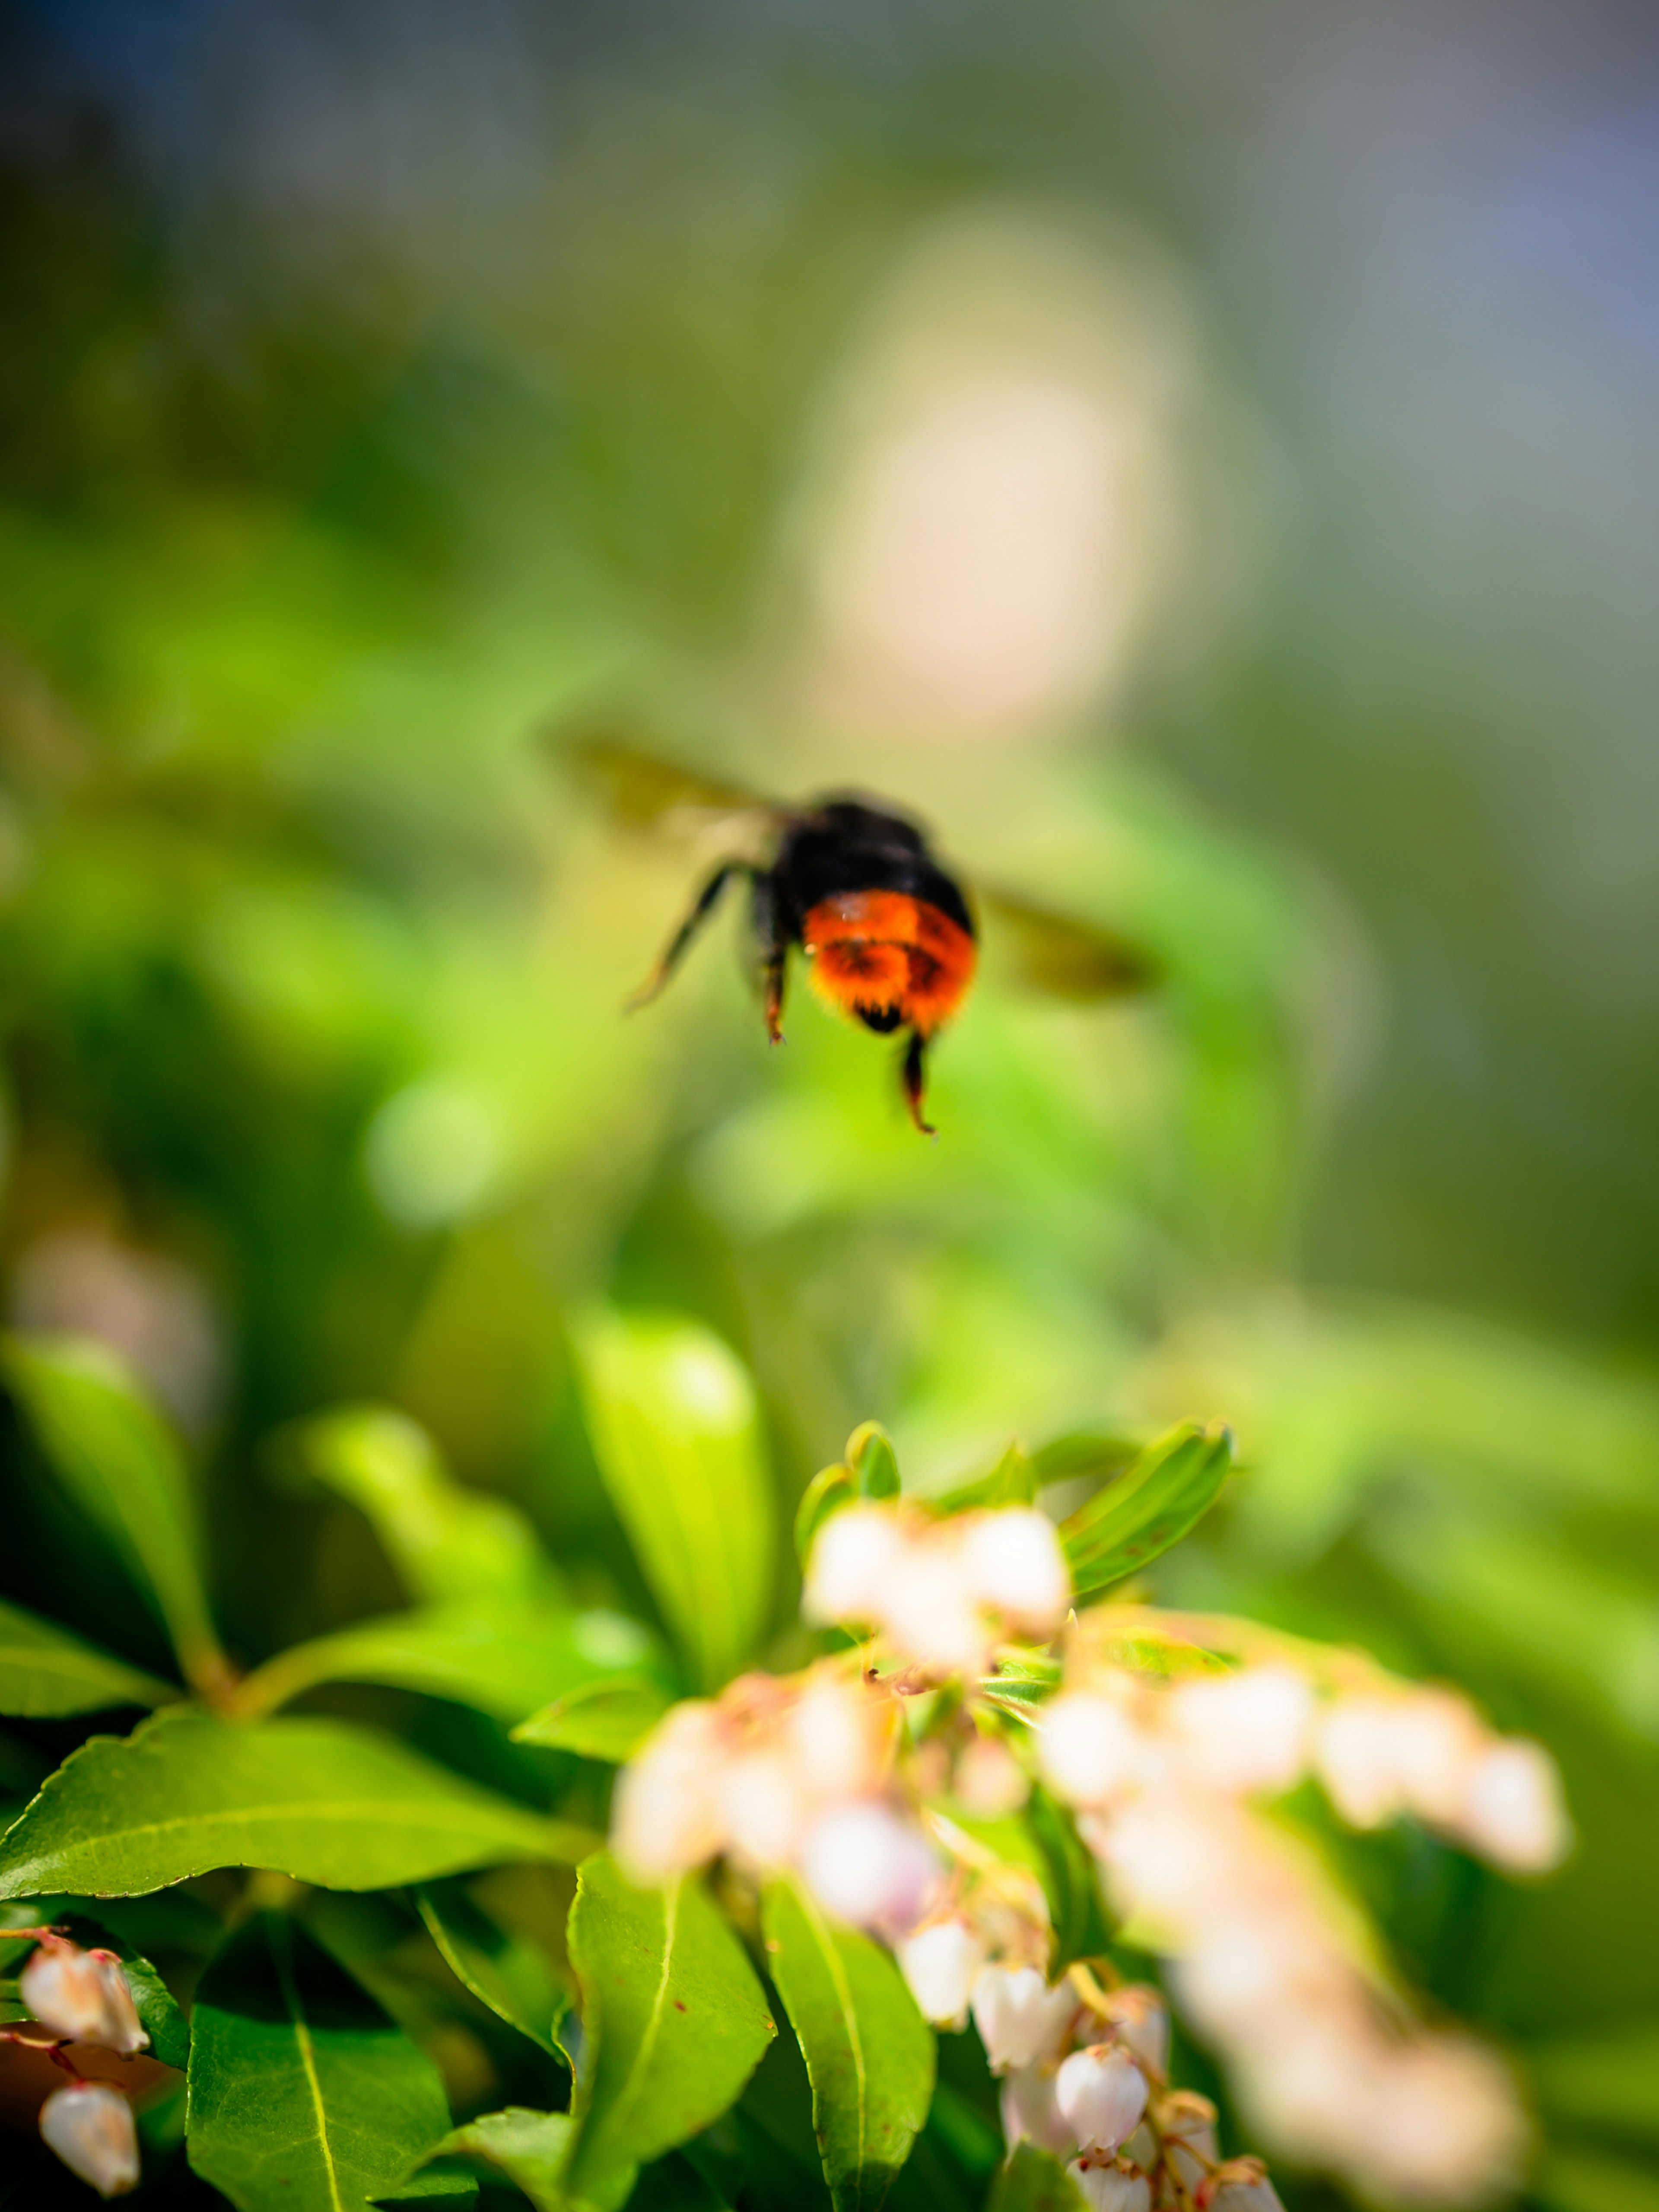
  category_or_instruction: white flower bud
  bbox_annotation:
[896,1916,985,2028]
[1156,2089,1218,2191]
[882,1549,990,1675]
[1391,1689,1486,1825]
[612,1701,728,1879]
[799,1802,941,1933]
[1102,1985,1169,2076]
[1206,2159,1286,2211]
[1166,1668,1313,1797]
[958,1508,1069,1630]
[1038,1692,1144,1808]
[803,1505,907,1625]
[788,1673,884,1800]
[1458,1739,1570,1872]
[971,1963,1078,2071]
[21,1941,148,2056]
[1000,2062,1076,2155]
[1066,2159,1151,2212]
[1315,1697,1407,1828]
[1055,2045,1149,2154]
[953,1731,1030,1816]
[39,2082,140,2198]
[716,1752,806,1866]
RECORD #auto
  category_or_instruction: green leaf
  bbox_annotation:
[2,1336,227,1693]
[511,1675,671,1763]
[563,1851,776,2212]
[0,1598,175,1717]
[1058,1422,1232,1598]
[985,2143,1090,2212]
[1526,2023,1659,2139]
[1020,1792,1114,1974]
[629,2150,735,2208]
[230,1602,658,1724]
[0,1708,596,1899]
[416,1881,570,2057]
[571,1311,775,1692]
[1027,1433,1141,1491]
[935,1443,1039,1516]
[795,1463,857,1565]
[187,1912,454,2212]
[761,1873,935,2212]
[845,1424,900,1501]
[1533,2145,1659,2212]
[299,1405,562,1607]
[408,2109,573,2211]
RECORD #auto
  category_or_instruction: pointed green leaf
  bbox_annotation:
[572,1312,775,1691]
[935,1442,1039,1516]
[0,1708,597,1899]
[416,1881,569,2057]
[1028,1433,1140,1491]
[563,1852,776,2212]
[0,1598,175,1717]
[511,1674,670,1763]
[1020,1791,1114,1974]
[761,1874,934,2212]
[845,1424,900,1501]
[2,1336,227,1692]
[795,1463,857,1565]
[986,2142,1090,2212]
[1059,1423,1232,1598]
[230,1602,657,1724]
[407,2108,573,2211]
[300,1405,562,1607]
[187,1913,453,2212]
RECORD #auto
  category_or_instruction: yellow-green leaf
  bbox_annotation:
[1059,1421,1232,1597]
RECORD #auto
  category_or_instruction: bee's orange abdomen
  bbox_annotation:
[802,890,976,1036]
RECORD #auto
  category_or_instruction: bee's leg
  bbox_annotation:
[901,1029,937,1137]
[752,869,789,1043]
[624,860,744,1011]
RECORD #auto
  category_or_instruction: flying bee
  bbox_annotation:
[565,729,1159,1135]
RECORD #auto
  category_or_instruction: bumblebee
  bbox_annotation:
[567,731,1157,1135]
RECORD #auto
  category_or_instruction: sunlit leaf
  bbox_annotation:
[0,1598,174,1717]
[1,1336,227,1693]
[0,1708,595,1899]
[1059,1422,1232,1598]
[845,1423,900,1501]
[417,1880,570,2057]
[299,1405,563,1607]
[563,1851,776,2212]
[511,1674,670,1763]
[985,2142,1090,2211]
[229,1602,658,1723]
[572,1310,775,1691]
[761,1874,934,2212]
[796,1463,857,1565]
[187,1912,454,2212]
[401,2107,572,2211]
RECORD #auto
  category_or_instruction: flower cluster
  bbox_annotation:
[804,1501,1071,1675]
[1039,1630,1565,2203]
[5,1930,147,2197]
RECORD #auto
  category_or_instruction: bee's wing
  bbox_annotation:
[976,881,1161,1002]
[553,721,783,843]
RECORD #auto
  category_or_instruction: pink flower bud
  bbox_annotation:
[971,1963,1078,2071]
[799,1802,941,1933]
[896,1917,984,2028]
[39,2082,140,2198]
[1067,2158,1152,2212]
[958,1508,1069,1629]
[21,1940,148,2056]
[1000,2062,1076,2155]
[1056,2044,1149,2154]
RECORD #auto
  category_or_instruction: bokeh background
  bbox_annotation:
[3,3,1658,2205]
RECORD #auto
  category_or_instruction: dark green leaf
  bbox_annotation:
[0,1598,174,1717]
[1059,1423,1232,1598]
[985,2143,1090,2212]
[846,1424,901,1501]
[2,1336,227,1693]
[626,2151,734,2209]
[407,2108,573,2210]
[761,1873,935,2212]
[187,1912,453,2212]
[572,1311,775,1692]
[511,1675,670,1763]
[1532,2145,1659,2212]
[230,1602,658,1724]
[795,1464,857,1566]
[0,1708,596,1899]
[299,1405,563,1607]
[563,1851,776,2212]
[417,1880,570,2057]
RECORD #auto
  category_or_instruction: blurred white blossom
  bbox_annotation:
[39,2081,140,2198]
[22,1939,148,2057]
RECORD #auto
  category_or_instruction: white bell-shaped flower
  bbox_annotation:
[39,2082,140,2198]
[896,1916,985,2028]
[22,1941,148,2056]
[1000,2061,1076,2155]
[802,1505,907,1625]
[1066,2158,1152,2212]
[1055,2044,1149,2154]
[1458,1738,1570,1872]
[1101,1985,1169,2076]
[971,1963,1078,2071]
[958,1508,1069,1630]
[1205,2158,1287,2209]
[1156,2088,1219,2192]
[1166,1667,1313,1797]
[1038,1692,1145,1808]
[799,1802,941,1933]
